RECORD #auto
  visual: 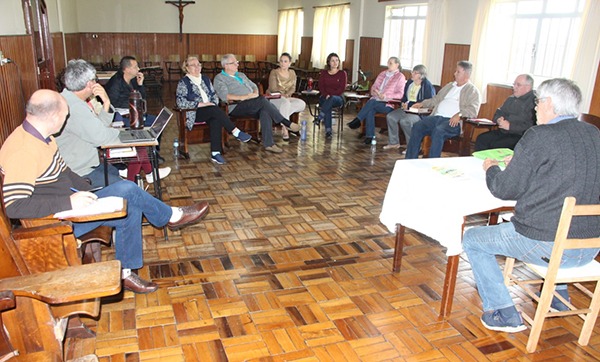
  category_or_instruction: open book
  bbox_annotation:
[54,196,125,219]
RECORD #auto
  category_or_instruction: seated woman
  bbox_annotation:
[267,52,306,141]
[314,53,347,139]
[176,55,251,165]
[384,64,436,152]
[347,57,406,144]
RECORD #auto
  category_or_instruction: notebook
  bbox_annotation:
[118,107,173,143]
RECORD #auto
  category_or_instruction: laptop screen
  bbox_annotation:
[150,107,173,135]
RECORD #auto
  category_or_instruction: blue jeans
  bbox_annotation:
[463,222,599,311]
[318,95,344,132]
[83,164,122,189]
[72,180,172,270]
[356,99,393,138]
[405,115,460,159]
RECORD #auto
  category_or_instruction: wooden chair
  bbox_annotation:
[0,190,121,360]
[257,77,300,125]
[421,118,473,157]
[165,54,182,81]
[173,106,227,159]
[580,113,600,130]
[221,102,261,143]
[503,197,600,353]
[144,54,162,68]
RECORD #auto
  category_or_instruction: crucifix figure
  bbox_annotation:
[165,0,196,41]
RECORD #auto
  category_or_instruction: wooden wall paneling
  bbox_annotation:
[187,34,276,63]
[0,57,27,146]
[479,83,513,120]
[344,39,354,80]
[440,43,470,86]
[359,37,384,83]
[63,33,82,62]
[0,35,38,101]
[590,60,600,117]
[51,32,66,74]
[300,37,312,65]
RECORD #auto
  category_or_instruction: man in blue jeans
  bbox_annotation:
[463,78,600,332]
[0,90,210,294]
[405,61,480,159]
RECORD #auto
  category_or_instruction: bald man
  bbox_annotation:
[0,90,209,294]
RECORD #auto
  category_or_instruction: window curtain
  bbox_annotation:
[311,4,350,69]
[570,0,600,112]
[278,9,304,63]
[422,0,446,85]
[468,0,494,103]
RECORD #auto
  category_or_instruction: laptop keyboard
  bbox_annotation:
[129,129,154,140]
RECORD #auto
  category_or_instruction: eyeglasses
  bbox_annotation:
[90,77,98,83]
[226,61,239,65]
[535,97,547,105]
[187,64,201,68]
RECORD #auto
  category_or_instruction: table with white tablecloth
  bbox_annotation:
[379,156,515,318]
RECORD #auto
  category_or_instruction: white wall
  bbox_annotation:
[0,0,26,35]
[69,0,278,34]
[56,0,79,34]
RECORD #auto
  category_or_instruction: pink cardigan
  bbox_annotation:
[370,70,406,100]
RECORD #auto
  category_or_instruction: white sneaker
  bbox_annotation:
[118,169,128,179]
[146,167,171,184]
[401,150,407,155]
[383,144,401,150]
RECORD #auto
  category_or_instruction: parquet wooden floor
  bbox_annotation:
[66,83,600,361]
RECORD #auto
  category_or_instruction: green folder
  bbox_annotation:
[472,148,514,167]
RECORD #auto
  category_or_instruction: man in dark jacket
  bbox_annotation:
[474,74,536,151]
[463,78,600,333]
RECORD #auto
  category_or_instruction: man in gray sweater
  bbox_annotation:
[463,78,600,333]
[213,54,299,154]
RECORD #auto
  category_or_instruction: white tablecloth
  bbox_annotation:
[379,157,515,256]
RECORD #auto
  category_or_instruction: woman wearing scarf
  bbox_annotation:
[347,57,406,144]
[176,55,251,165]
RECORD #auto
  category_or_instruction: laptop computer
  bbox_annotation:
[118,107,173,143]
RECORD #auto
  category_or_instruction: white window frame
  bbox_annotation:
[380,4,428,69]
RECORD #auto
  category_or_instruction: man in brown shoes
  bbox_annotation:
[0,90,210,294]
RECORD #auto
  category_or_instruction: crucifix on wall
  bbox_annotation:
[165,0,196,41]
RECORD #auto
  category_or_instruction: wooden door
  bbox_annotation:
[23,0,56,90]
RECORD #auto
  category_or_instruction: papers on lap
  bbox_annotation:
[472,148,514,168]
[54,196,125,219]
[468,118,495,125]
[407,107,430,114]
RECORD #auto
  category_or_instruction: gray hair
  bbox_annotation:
[388,57,400,65]
[221,54,235,67]
[412,64,428,78]
[63,59,96,91]
[457,60,473,75]
[536,78,581,117]
[520,74,534,88]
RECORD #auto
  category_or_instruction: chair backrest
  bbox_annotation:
[580,113,600,131]
[551,197,600,258]
[201,54,214,61]
[266,54,277,63]
[245,54,256,62]
[168,54,180,62]
[148,54,162,63]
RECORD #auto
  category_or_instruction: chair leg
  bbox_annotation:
[503,257,515,286]
[527,283,556,353]
[578,280,600,346]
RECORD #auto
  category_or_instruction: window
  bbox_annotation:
[278,9,304,62]
[310,4,350,69]
[380,4,427,69]
[476,0,585,86]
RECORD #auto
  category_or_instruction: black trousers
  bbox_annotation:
[474,130,522,151]
[195,105,236,152]
[229,97,289,147]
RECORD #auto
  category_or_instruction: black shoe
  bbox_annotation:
[364,137,373,144]
[348,118,361,129]
[325,131,332,139]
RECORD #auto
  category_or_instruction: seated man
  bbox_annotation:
[463,78,600,333]
[0,90,210,294]
[213,54,300,154]
[105,55,165,163]
[56,59,169,187]
[405,61,481,159]
[474,74,536,151]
